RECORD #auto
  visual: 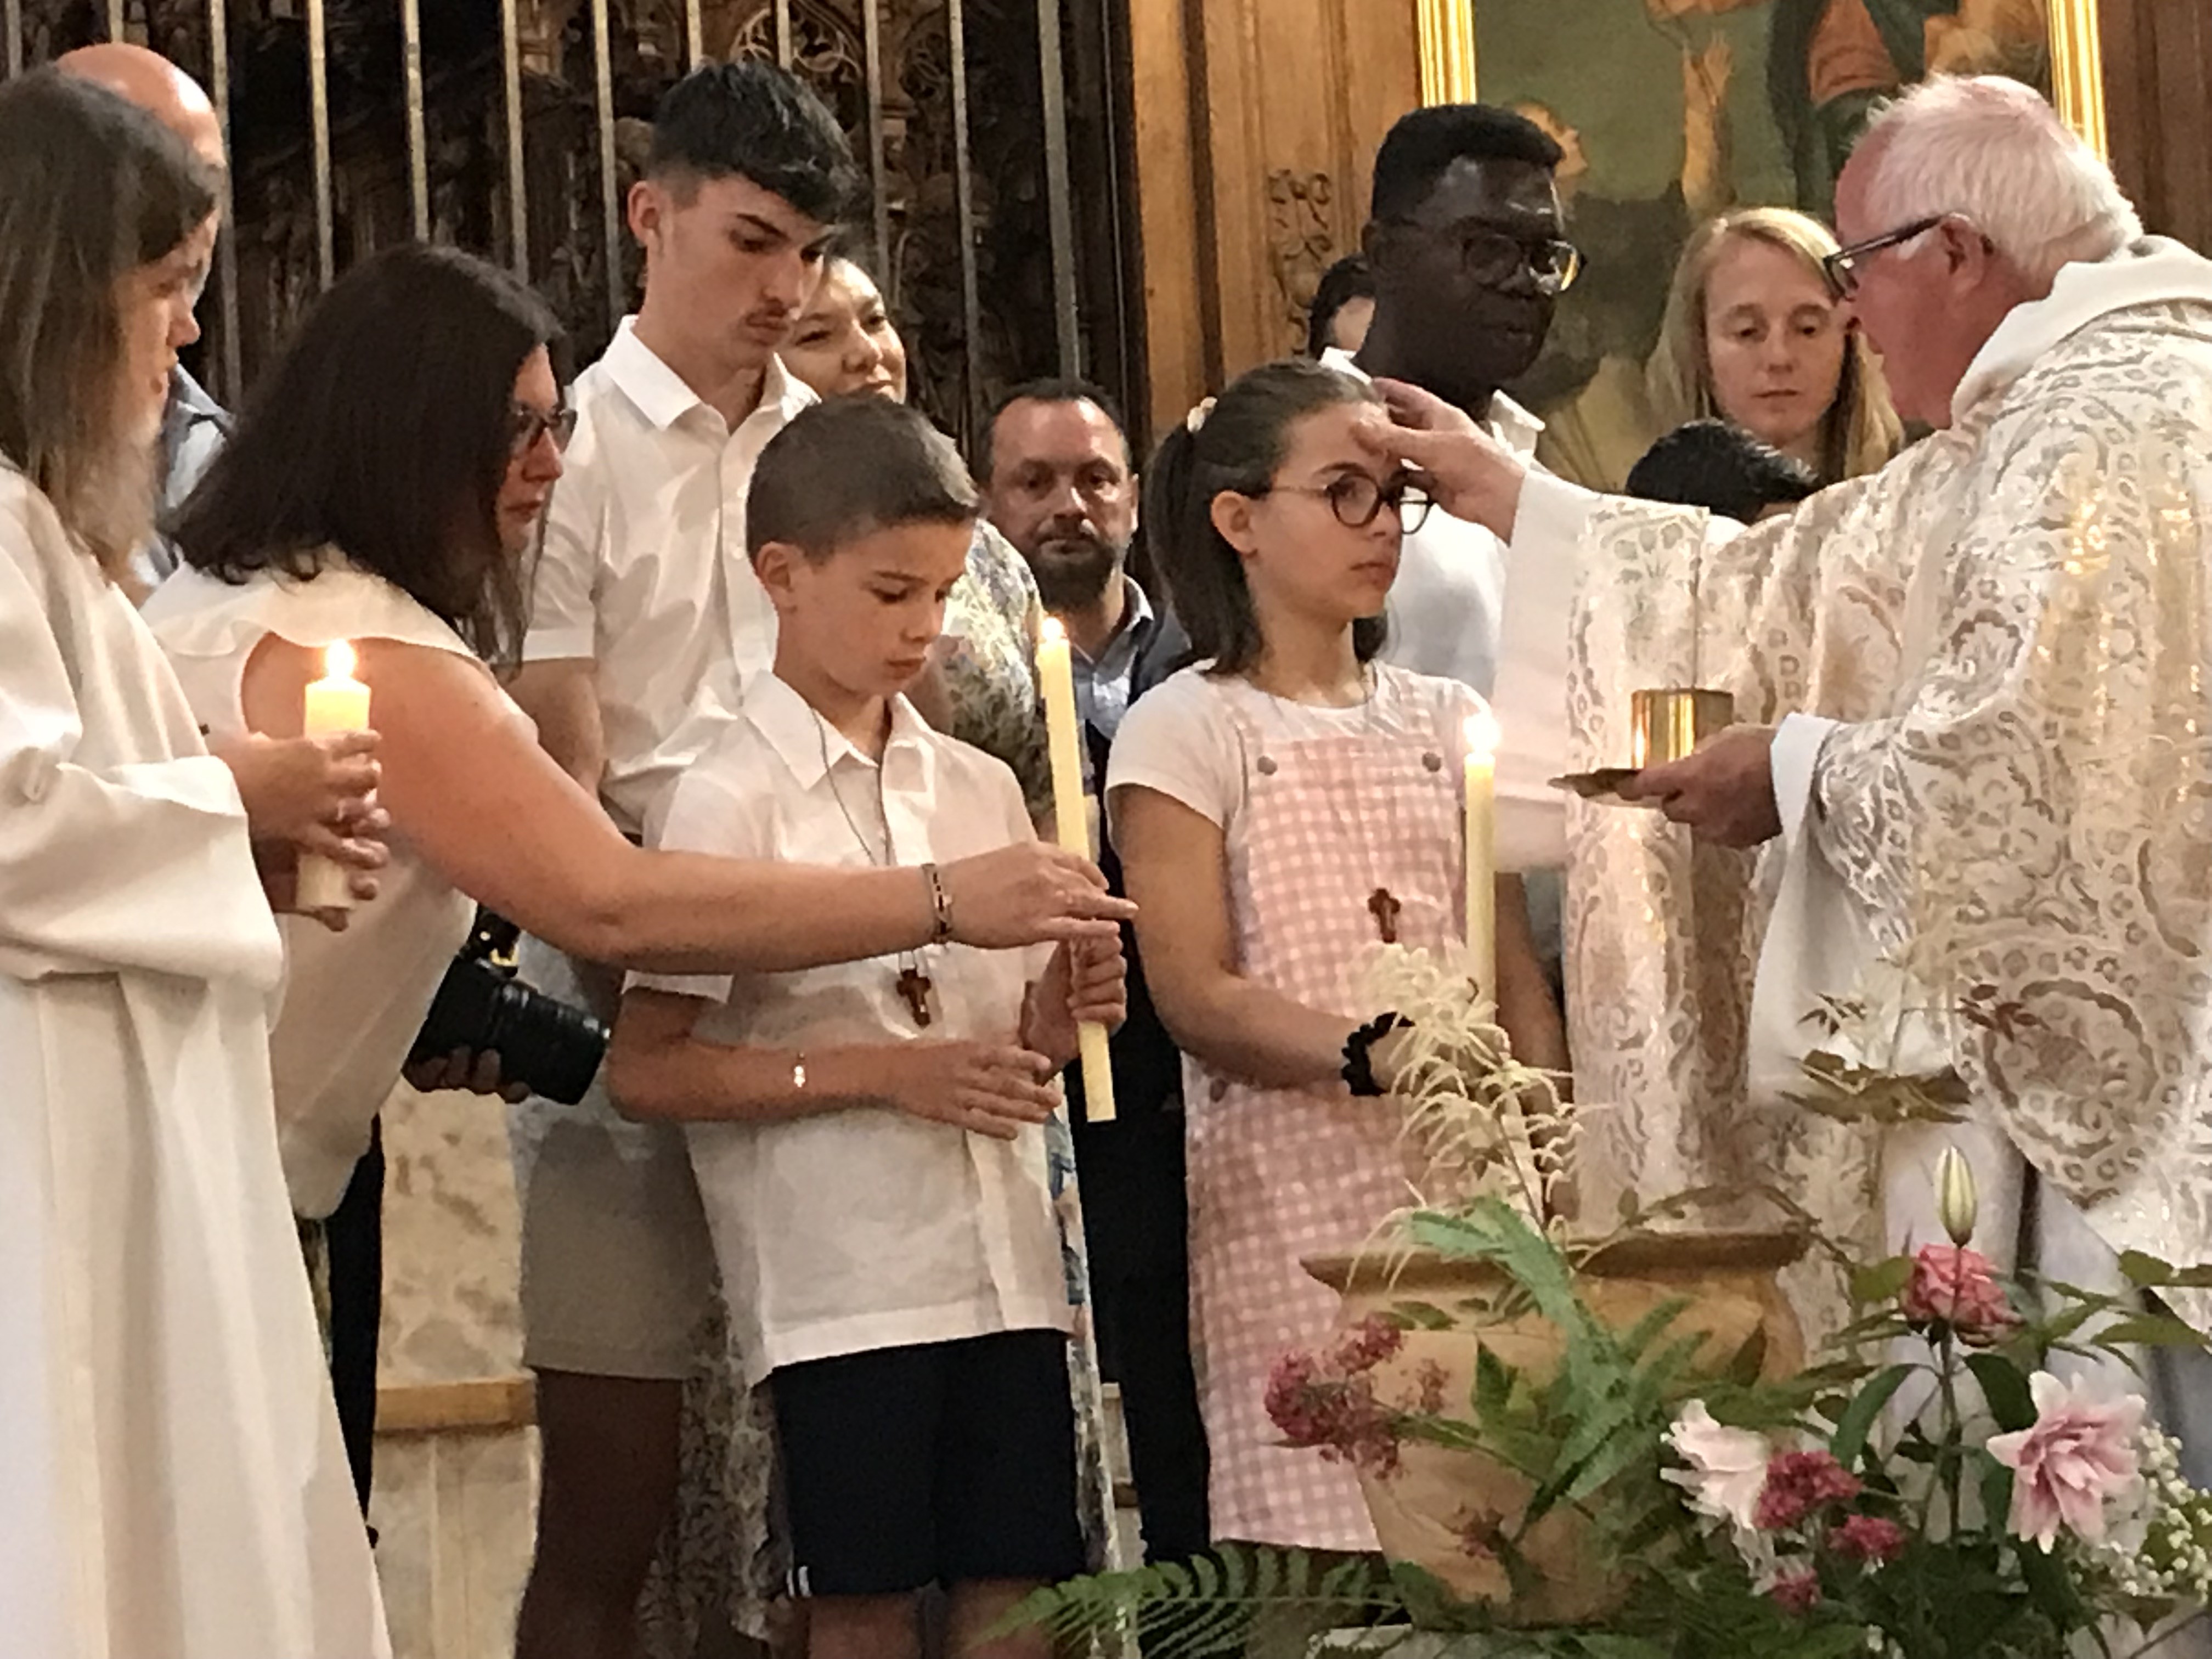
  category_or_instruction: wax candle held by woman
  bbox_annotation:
[1106,359,1567,1554]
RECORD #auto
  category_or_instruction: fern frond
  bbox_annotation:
[999,1543,1412,1659]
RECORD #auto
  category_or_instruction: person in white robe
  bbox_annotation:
[0,69,391,1658]
[1363,78,2212,1386]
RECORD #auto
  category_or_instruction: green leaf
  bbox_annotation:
[2117,1251,2212,1290]
[1720,1324,1769,1385]
[2120,1250,2174,1287]
[1616,1297,1693,1363]
[1475,1342,1517,1418]
[1963,1351,2037,1432]
[1850,1256,1914,1305]
[1829,1362,1915,1470]
[1388,1300,1458,1331]
[2096,1313,2212,1350]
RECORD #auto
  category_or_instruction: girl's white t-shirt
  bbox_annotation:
[1104,661,1481,833]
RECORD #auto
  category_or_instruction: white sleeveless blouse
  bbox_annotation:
[145,561,491,1218]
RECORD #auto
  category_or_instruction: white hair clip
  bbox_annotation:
[1185,397,1216,435]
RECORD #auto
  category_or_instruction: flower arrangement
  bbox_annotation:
[1013,1152,2212,1659]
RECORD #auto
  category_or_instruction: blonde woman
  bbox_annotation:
[0,69,389,1657]
[1647,206,1903,484]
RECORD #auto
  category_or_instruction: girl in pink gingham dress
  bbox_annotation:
[1107,360,1566,1552]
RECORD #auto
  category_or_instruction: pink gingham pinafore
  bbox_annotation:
[1189,664,1471,1550]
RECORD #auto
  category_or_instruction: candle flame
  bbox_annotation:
[324,641,357,681]
[1465,707,1501,759]
[1041,616,1067,647]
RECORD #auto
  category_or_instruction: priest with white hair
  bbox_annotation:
[1369,74,2212,1403]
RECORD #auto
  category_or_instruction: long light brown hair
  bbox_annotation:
[0,70,218,574]
[1647,207,1903,485]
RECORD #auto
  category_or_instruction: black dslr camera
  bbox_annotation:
[407,910,608,1104]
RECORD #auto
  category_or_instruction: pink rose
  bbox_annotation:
[1768,1568,1822,1612]
[1901,1244,2016,1339]
[1755,1450,1861,1531]
[1986,1372,2146,1550]
[1827,1513,1907,1565]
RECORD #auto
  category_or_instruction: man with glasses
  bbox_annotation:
[1325,102,1575,702]
[1372,76,2212,1427]
[1324,101,1574,1065]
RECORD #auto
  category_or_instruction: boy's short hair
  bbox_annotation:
[647,60,861,227]
[748,396,980,559]
[1626,419,1820,524]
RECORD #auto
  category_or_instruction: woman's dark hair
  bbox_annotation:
[170,243,561,662]
[1304,255,1374,358]
[1142,358,1385,678]
[0,69,218,572]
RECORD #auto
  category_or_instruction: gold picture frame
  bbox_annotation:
[1418,0,2108,161]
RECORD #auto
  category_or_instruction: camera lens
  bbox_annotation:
[484,980,608,1105]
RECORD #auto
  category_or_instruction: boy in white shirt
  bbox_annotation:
[608,395,1125,1659]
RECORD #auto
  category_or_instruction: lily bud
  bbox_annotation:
[1935,1143,1978,1247]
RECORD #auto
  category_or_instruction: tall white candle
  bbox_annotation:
[1464,707,1499,999]
[1037,618,1117,1123]
[296,641,370,912]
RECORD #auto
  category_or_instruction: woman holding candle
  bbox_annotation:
[1107,358,1565,1554]
[144,242,1128,1239]
[0,70,390,1656]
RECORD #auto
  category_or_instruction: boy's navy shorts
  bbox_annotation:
[773,1327,1088,1596]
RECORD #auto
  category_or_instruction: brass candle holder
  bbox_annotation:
[1629,687,1736,769]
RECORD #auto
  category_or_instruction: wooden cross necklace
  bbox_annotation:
[814,709,935,1026]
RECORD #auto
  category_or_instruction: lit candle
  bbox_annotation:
[1037,617,1117,1123]
[296,641,370,912]
[1464,706,1499,999]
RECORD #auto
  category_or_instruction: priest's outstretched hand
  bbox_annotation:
[1355,378,1528,539]
[1617,725,1782,848]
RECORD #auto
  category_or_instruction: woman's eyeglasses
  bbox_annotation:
[1268,472,1435,534]
[510,402,578,456]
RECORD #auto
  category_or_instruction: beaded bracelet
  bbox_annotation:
[1340,1012,1406,1098]
[921,861,955,945]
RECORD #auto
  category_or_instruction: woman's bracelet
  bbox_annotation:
[1340,1012,1406,1098]
[921,861,955,945]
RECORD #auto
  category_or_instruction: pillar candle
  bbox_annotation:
[1036,618,1117,1123]
[296,641,370,912]
[1464,707,1499,998]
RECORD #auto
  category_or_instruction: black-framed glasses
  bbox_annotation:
[1268,472,1434,535]
[510,401,578,456]
[1821,215,1949,298]
[1395,221,1584,296]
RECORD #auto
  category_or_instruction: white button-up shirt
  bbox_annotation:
[633,670,1071,1383]
[526,319,814,835]
[1321,347,1544,698]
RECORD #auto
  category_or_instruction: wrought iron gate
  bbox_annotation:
[3,0,1144,452]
